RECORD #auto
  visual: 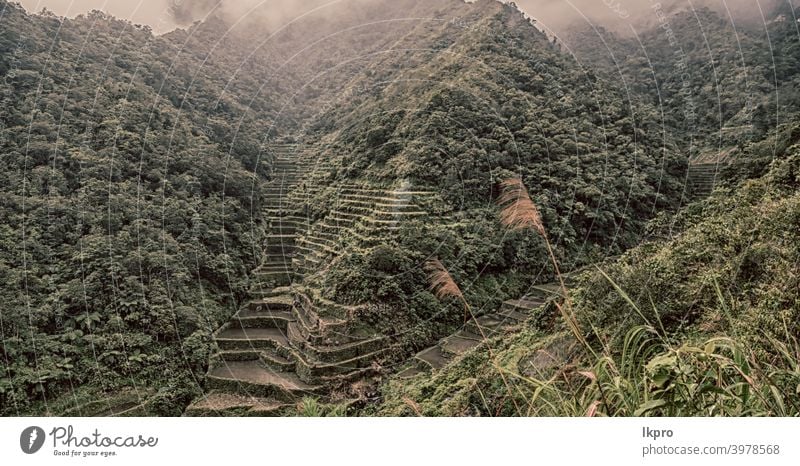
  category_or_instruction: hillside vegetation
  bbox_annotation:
[303,1,688,340]
[1,0,797,416]
[569,5,800,156]
[375,119,800,416]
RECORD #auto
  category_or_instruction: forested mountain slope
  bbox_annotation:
[568,5,800,157]
[2,0,794,416]
[2,0,471,415]
[377,119,800,416]
[0,1,274,415]
[296,1,689,330]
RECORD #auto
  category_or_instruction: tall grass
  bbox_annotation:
[502,272,800,417]
[497,178,591,354]
[420,178,799,417]
[509,324,800,416]
[424,257,523,413]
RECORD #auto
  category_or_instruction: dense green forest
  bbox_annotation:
[0,2,273,415]
[0,0,797,416]
[569,5,800,155]
[0,0,505,415]
[377,118,800,416]
[304,1,688,327]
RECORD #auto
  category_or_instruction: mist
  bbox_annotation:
[511,0,792,37]
[15,0,794,35]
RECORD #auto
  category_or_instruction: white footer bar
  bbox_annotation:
[1,418,797,465]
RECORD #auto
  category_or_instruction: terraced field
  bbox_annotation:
[186,144,450,415]
[185,144,597,415]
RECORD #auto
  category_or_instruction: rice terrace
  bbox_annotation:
[1,0,799,420]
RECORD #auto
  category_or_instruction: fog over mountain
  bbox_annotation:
[514,0,790,36]
[15,0,793,35]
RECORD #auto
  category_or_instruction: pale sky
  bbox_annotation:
[15,0,784,35]
[17,0,182,33]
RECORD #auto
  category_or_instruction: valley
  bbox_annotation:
[1,0,798,417]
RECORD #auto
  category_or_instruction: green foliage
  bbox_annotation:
[0,2,269,415]
[376,141,800,417]
[296,397,347,417]
[572,6,800,154]
[573,149,800,350]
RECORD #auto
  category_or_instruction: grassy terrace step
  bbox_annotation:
[265,208,304,216]
[299,336,387,363]
[268,224,305,232]
[348,232,400,248]
[215,327,291,352]
[251,275,296,288]
[338,194,401,203]
[466,315,513,335]
[260,255,295,265]
[217,348,269,362]
[688,172,721,177]
[334,197,378,206]
[495,306,529,323]
[303,231,337,243]
[233,309,295,330]
[415,345,452,371]
[298,240,337,256]
[294,251,322,264]
[529,283,564,298]
[371,209,428,216]
[294,287,363,320]
[248,295,294,312]
[336,186,388,194]
[266,234,297,241]
[371,202,419,209]
[298,236,336,252]
[293,346,388,382]
[311,232,340,243]
[254,262,294,275]
[248,286,293,299]
[689,178,718,183]
[206,360,321,401]
[263,199,291,206]
[440,330,482,356]
[361,218,401,226]
[215,349,295,372]
[270,218,309,228]
[502,297,546,312]
[309,226,340,236]
[183,391,290,417]
[331,204,374,215]
[327,208,366,218]
[264,244,297,254]
[371,212,427,221]
[404,286,559,375]
[286,308,363,347]
[688,178,720,184]
[325,216,362,226]
[269,228,301,238]
[252,268,296,276]
[396,366,425,379]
